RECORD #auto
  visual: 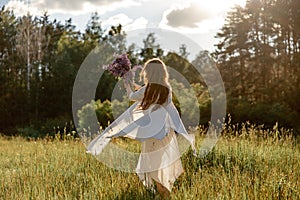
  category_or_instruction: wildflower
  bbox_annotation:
[104,53,142,83]
[105,53,131,78]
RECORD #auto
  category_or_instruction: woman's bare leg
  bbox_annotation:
[155,181,170,199]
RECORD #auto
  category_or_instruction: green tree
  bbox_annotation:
[214,0,300,128]
[140,33,163,62]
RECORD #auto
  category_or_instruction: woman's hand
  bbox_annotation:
[132,82,141,90]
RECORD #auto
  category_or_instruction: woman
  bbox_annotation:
[87,58,195,198]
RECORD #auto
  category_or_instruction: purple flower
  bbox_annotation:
[105,53,132,78]
[104,53,143,84]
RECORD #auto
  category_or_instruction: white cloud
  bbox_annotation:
[159,0,247,34]
[124,17,148,31]
[163,2,213,28]
[5,0,148,16]
[102,14,148,32]
[5,0,42,16]
[102,13,133,27]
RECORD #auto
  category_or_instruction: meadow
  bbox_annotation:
[0,123,299,200]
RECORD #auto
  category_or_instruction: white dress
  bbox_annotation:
[136,129,184,191]
[87,86,195,192]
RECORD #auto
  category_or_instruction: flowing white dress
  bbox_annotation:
[87,86,195,192]
[136,129,184,191]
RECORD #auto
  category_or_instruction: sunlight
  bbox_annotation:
[159,0,248,34]
[196,0,247,16]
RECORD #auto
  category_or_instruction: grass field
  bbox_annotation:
[0,123,299,200]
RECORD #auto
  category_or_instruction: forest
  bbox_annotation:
[0,0,299,137]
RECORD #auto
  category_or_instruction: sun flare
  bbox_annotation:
[195,0,247,16]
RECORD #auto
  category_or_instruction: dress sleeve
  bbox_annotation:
[128,86,146,101]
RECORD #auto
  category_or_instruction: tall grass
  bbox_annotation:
[0,123,299,199]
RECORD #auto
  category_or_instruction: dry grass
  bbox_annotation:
[0,124,299,199]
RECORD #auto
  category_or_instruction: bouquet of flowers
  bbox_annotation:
[104,53,142,84]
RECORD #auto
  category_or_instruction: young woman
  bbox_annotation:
[87,58,195,198]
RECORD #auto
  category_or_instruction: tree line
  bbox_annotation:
[0,0,299,137]
[214,0,299,129]
[0,8,203,136]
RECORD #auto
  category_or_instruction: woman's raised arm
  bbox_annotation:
[124,80,146,101]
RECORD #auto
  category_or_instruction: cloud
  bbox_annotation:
[5,0,41,16]
[33,0,122,13]
[102,13,148,32]
[5,0,147,16]
[159,0,248,33]
[102,13,133,27]
[163,2,213,28]
[159,0,246,34]
[125,17,148,31]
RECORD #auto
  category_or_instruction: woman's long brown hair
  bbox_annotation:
[140,59,170,110]
[140,83,169,110]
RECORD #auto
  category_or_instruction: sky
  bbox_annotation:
[1,0,247,57]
